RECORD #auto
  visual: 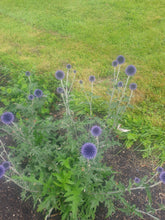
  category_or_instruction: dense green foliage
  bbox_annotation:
[0,67,164,219]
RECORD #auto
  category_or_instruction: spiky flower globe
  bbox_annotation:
[79,80,83,84]
[129,83,137,90]
[57,87,64,94]
[66,64,72,69]
[25,71,31,76]
[89,75,95,82]
[159,171,165,184]
[157,167,164,173]
[73,70,77,73]
[0,165,5,178]
[55,70,65,80]
[81,143,97,160]
[28,94,34,100]
[2,161,11,170]
[125,65,136,76]
[117,81,123,87]
[112,60,118,67]
[91,125,102,137]
[134,177,140,184]
[117,55,125,65]
[34,89,43,98]
[1,112,14,125]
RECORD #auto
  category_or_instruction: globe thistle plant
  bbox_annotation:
[25,71,31,76]
[157,167,164,173]
[81,143,97,160]
[129,83,137,91]
[134,177,140,184]
[55,70,65,80]
[89,75,95,82]
[125,65,136,76]
[0,165,5,178]
[1,112,14,125]
[2,161,11,170]
[73,70,77,74]
[109,56,125,108]
[79,80,83,84]
[159,171,165,184]
[34,89,43,98]
[116,65,137,117]
[66,64,72,70]
[125,83,137,109]
[116,55,125,65]
[112,60,118,80]
[90,126,102,137]
[57,87,64,94]
[112,60,118,67]
[28,94,34,100]
[117,81,123,87]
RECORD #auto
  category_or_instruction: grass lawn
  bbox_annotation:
[0,0,164,127]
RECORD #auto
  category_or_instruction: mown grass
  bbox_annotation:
[0,0,164,127]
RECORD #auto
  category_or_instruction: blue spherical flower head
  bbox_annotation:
[79,80,83,84]
[0,165,5,178]
[25,71,31,76]
[2,161,11,170]
[55,70,65,80]
[129,83,137,90]
[1,112,14,125]
[81,143,97,160]
[157,167,164,173]
[117,81,123,87]
[125,65,136,76]
[28,94,34,100]
[91,125,102,137]
[112,60,118,67]
[34,89,43,98]
[160,171,165,184]
[57,87,64,94]
[66,64,72,69]
[134,177,140,184]
[89,75,95,82]
[117,55,125,65]
[73,70,77,74]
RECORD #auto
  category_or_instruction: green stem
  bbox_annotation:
[68,72,76,95]
[4,175,38,193]
[91,180,162,196]
[96,136,99,151]
[61,80,70,115]
[90,82,93,116]
[135,209,160,220]
[117,75,130,114]
[108,65,121,116]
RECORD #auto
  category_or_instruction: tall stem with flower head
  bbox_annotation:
[114,65,137,128]
[116,75,130,115]
[90,125,102,151]
[61,79,70,115]
[108,55,125,118]
[55,70,71,115]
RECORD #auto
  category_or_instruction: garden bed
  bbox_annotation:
[0,135,164,220]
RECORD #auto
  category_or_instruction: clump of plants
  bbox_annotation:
[0,58,164,220]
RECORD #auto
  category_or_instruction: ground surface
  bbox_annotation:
[0,134,165,220]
